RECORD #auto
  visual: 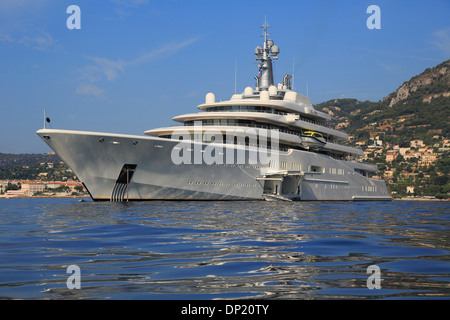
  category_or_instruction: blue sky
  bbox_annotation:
[0,0,449,154]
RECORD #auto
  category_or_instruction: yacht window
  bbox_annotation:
[311,165,324,173]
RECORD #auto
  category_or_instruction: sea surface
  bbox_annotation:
[0,198,449,300]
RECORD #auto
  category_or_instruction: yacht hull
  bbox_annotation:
[36,129,391,201]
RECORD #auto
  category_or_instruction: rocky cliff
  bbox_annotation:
[384,59,450,107]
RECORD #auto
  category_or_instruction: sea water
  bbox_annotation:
[0,198,449,300]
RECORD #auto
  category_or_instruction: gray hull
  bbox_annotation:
[36,129,391,201]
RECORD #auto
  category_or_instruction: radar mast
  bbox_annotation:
[254,21,279,91]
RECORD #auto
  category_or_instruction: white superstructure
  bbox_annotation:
[37,24,391,201]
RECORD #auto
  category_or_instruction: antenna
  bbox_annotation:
[234,60,237,94]
[44,109,51,129]
[255,19,278,90]
[292,56,295,91]
[262,16,271,40]
[307,81,309,97]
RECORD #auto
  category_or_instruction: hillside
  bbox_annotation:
[384,59,450,108]
[0,153,77,182]
[315,59,450,198]
[317,59,449,139]
[0,152,61,168]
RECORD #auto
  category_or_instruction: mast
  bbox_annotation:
[254,21,279,91]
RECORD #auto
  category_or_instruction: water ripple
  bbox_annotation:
[0,198,449,299]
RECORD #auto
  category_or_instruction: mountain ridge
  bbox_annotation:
[383,59,450,107]
[315,59,450,143]
[0,153,61,169]
[314,59,449,198]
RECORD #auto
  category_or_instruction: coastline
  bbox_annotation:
[0,194,90,199]
[1,194,448,201]
[395,197,449,201]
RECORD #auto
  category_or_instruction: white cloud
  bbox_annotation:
[77,37,200,97]
[76,84,105,98]
[0,1,58,52]
[186,90,200,98]
[84,56,126,81]
[109,0,151,17]
[110,0,149,7]
[0,28,61,52]
[127,38,200,66]
[18,30,61,52]
[376,60,402,73]
[0,0,42,17]
[354,46,442,62]
[431,28,450,55]
[0,33,13,43]
[81,38,199,82]
[0,0,52,27]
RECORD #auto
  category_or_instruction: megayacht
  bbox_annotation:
[37,23,391,202]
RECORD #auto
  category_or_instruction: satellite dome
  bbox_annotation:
[205,92,215,104]
[271,45,279,55]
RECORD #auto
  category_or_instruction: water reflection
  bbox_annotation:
[0,199,449,299]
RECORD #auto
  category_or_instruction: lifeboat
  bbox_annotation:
[300,131,326,151]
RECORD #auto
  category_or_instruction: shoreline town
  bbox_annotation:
[0,179,446,201]
[0,179,88,199]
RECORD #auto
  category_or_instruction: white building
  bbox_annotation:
[21,183,45,195]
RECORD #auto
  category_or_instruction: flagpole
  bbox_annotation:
[292,56,295,91]
[234,60,237,94]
